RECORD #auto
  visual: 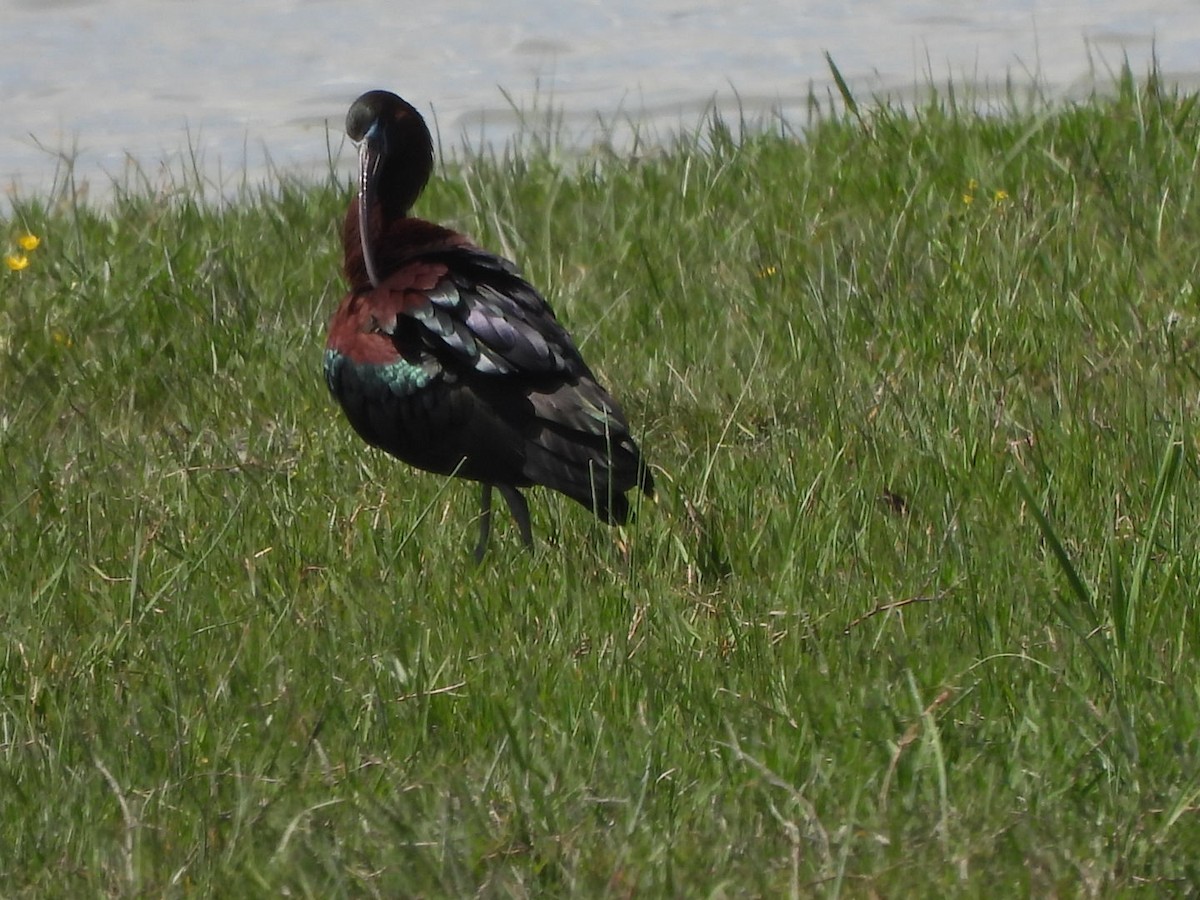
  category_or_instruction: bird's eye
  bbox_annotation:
[346,103,375,141]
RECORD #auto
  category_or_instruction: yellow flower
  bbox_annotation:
[992,189,1009,202]
[51,328,73,348]
[17,232,40,251]
[4,254,29,271]
[756,264,779,279]
[961,193,974,206]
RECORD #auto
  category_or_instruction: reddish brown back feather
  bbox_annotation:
[333,205,485,366]
[326,265,450,367]
[325,300,398,366]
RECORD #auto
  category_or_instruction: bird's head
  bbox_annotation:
[346,90,434,288]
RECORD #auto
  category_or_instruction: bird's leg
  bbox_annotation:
[473,483,494,564]
[498,485,533,550]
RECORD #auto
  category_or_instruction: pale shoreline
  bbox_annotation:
[6,0,1200,203]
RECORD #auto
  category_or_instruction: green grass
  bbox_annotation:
[5,67,1200,895]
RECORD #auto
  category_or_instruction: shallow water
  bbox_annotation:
[5,0,1200,202]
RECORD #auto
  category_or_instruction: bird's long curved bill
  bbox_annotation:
[357,128,384,289]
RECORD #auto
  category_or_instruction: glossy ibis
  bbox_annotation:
[324,90,653,560]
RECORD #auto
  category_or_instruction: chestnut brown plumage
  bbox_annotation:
[324,90,653,560]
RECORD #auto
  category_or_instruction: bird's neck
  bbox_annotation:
[342,198,471,291]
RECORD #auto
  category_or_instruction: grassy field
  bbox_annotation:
[4,68,1200,895]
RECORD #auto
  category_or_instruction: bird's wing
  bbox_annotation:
[374,246,586,378]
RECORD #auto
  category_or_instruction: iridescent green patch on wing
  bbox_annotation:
[325,348,433,398]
